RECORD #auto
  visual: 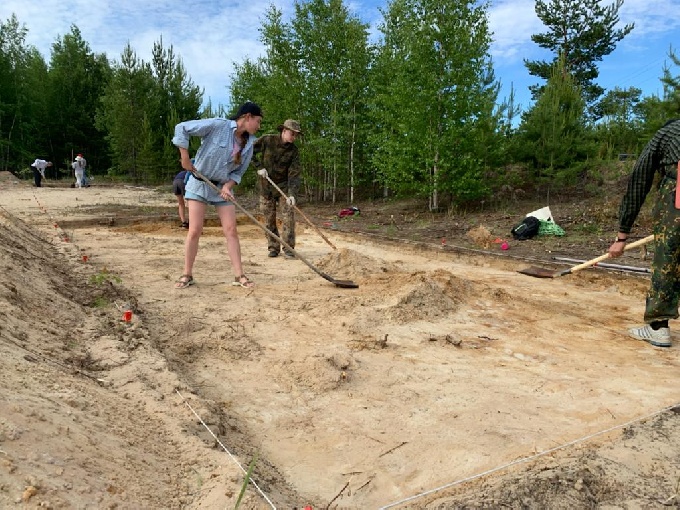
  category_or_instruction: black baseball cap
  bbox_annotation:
[229,101,263,120]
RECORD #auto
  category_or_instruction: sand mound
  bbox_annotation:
[315,247,397,278]
[273,347,355,393]
[0,171,21,184]
[385,270,471,323]
[344,269,476,330]
[467,225,494,248]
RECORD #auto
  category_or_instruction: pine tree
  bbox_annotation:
[525,0,633,116]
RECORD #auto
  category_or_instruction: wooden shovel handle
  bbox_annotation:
[190,170,357,288]
[565,234,654,274]
[262,172,337,250]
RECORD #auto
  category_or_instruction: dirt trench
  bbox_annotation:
[0,181,678,509]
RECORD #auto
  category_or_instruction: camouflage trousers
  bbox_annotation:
[645,177,680,322]
[260,195,295,253]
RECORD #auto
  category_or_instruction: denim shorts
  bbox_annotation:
[184,190,233,207]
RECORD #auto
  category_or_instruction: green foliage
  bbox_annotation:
[594,87,645,158]
[96,38,201,183]
[91,296,110,308]
[369,0,499,208]
[656,49,680,121]
[515,56,593,184]
[89,269,122,286]
[525,0,634,115]
[4,8,680,208]
[231,0,373,202]
[234,452,259,510]
[0,15,50,171]
[47,26,112,175]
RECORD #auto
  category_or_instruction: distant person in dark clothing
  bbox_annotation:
[173,169,189,228]
[31,159,52,187]
[608,119,680,348]
[253,119,302,258]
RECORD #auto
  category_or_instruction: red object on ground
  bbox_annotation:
[501,242,509,251]
[122,310,132,322]
[338,206,360,218]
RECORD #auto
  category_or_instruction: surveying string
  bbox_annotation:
[175,390,277,509]
[379,402,679,509]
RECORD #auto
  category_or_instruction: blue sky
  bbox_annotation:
[2,0,679,117]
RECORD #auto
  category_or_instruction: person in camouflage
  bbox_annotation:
[253,119,302,258]
[608,118,680,348]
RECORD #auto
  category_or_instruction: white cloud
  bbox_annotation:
[1,0,279,108]
[488,0,542,64]
[618,0,680,39]
[2,0,679,111]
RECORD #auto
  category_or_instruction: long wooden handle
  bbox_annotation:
[262,172,337,250]
[191,170,340,284]
[562,234,654,275]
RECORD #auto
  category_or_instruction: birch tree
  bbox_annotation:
[370,0,499,208]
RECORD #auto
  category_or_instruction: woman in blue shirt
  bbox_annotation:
[172,101,263,289]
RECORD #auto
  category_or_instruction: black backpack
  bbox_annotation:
[511,216,540,240]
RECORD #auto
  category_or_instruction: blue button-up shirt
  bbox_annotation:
[172,118,255,200]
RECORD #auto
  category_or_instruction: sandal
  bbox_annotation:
[175,274,195,289]
[232,274,254,289]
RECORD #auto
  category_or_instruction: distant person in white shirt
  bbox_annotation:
[72,154,87,188]
[31,159,52,187]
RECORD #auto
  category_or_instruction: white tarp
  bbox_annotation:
[526,206,553,222]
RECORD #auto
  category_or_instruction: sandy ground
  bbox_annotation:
[0,175,678,509]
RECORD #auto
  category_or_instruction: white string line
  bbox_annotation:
[379,402,680,509]
[176,390,277,510]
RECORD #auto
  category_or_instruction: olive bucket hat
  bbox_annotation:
[277,119,303,135]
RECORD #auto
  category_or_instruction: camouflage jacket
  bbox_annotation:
[252,134,301,199]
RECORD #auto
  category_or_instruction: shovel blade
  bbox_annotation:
[332,279,359,289]
[316,269,359,288]
[518,266,558,278]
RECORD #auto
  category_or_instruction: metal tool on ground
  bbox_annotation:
[518,234,654,278]
[552,257,650,274]
[191,171,358,288]
[261,172,337,250]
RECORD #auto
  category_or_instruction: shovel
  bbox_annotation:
[518,234,654,278]
[260,170,337,250]
[191,171,358,288]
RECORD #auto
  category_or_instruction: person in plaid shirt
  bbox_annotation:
[608,119,680,347]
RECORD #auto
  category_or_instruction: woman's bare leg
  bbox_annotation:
[175,199,205,287]
[177,195,187,224]
[216,204,246,279]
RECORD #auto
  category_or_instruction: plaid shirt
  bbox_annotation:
[252,134,301,198]
[619,119,680,233]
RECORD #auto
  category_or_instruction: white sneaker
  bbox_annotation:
[628,325,672,347]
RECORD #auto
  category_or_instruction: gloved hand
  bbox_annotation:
[257,168,268,178]
[286,196,296,207]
